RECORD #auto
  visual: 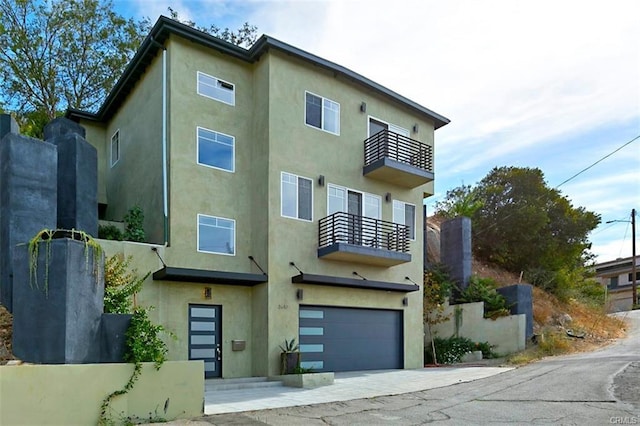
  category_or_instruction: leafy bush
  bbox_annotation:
[426,336,498,364]
[456,276,511,319]
[124,307,168,368]
[98,224,123,241]
[124,205,145,242]
[103,255,149,314]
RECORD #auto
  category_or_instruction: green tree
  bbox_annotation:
[0,0,146,120]
[165,7,258,49]
[438,166,600,277]
[435,184,483,219]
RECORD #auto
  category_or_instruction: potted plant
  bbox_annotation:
[279,338,300,375]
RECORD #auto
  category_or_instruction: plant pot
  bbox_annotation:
[280,352,300,375]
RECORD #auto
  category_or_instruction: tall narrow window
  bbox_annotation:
[197,71,235,105]
[110,129,120,167]
[197,127,235,172]
[305,92,340,135]
[281,172,313,221]
[393,200,416,240]
[198,214,235,255]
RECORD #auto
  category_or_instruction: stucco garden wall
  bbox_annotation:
[0,361,203,425]
[426,301,526,355]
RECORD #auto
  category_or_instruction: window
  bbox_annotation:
[281,172,313,221]
[197,214,235,255]
[197,72,235,105]
[305,92,340,135]
[628,272,640,282]
[327,184,380,219]
[197,127,234,172]
[393,200,416,240]
[110,130,120,167]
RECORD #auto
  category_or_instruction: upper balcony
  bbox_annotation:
[318,211,411,267]
[363,130,434,188]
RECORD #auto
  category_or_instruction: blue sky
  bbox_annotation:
[114,0,640,263]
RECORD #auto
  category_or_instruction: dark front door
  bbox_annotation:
[189,304,222,378]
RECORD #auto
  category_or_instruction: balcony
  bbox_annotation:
[318,212,411,266]
[363,130,434,188]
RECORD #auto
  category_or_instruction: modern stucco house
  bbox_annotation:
[67,16,449,378]
[594,255,639,312]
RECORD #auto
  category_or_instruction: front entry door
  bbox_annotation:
[189,304,222,378]
[347,191,363,245]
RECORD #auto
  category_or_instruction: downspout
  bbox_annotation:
[162,48,168,245]
[151,37,169,245]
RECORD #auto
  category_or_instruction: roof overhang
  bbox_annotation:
[291,273,419,293]
[153,266,267,286]
[66,16,450,129]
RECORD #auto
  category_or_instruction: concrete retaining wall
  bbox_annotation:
[0,361,204,425]
[426,301,526,355]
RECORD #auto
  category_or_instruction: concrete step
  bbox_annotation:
[205,377,284,392]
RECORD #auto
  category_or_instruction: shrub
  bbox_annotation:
[103,255,149,314]
[124,307,168,368]
[124,205,145,242]
[426,336,475,364]
[456,276,511,319]
[98,224,123,241]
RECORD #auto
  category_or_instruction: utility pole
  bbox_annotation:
[632,208,637,308]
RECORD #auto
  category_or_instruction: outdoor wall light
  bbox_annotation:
[413,124,419,133]
[318,175,325,186]
[402,297,409,306]
[385,192,392,202]
[360,102,367,113]
[204,287,212,299]
[296,289,304,300]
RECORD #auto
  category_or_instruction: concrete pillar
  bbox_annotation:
[0,114,19,141]
[12,239,104,363]
[497,284,534,340]
[0,134,58,312]
[44,118,98,236]
[441,216,472,296]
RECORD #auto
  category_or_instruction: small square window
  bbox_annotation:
[305,92,340,135]
[110,130,120,167]
[198,214,235,255]
[197,127,235,172]
[197,72,235,105]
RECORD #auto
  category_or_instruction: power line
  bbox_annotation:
[555,134,640,189]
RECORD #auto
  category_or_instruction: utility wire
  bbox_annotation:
[555,134,640,189]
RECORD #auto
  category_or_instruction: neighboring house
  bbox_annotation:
[67,16,449,379]
[594,256,639,312]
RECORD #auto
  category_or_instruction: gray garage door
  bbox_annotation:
[298,305,403,372]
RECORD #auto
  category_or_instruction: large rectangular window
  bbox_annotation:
[197,214,235,255]
[393,200,416,240]
[110,129,120,167]
[281,172,313,221]
[305,92,340,135]
[197,127,235,172]
[197,71,235,105]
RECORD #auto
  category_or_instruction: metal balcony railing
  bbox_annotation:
[363,129,433,172]
[318,212,410,253]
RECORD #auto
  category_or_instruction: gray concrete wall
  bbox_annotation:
[12,239,104,363]
[441,216,472,295]
[46,118,98,236]
[497,284,533,340]
[0,134,58,311]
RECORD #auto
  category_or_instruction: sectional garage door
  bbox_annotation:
[298,305,403,372]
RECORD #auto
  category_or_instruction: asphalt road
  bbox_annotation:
[204,310,639,425]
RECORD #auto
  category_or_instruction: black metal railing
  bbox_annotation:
[318,212,410,253]
[363,129,433,172]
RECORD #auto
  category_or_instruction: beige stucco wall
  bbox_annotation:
[427,301,526,355]
[606,288,634,312]
[0,361,203,425]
